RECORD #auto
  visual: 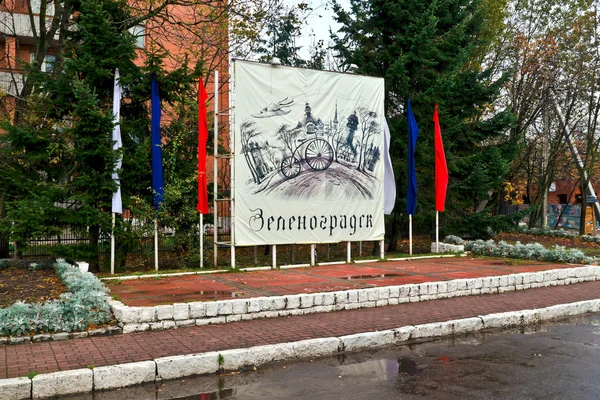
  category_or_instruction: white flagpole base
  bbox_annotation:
[310,244,316,266]
[272,245,276,269]
[346,241,351,264]
[200,213,204,269]
[436,210,439,253]
[409,214,413,256]
[110,213,116,275]
[154,218,159,272]
[379,239,384,260]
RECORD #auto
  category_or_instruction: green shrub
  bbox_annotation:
[0,259,112,336]
[444,209,528,239]
[465,239,597,265]
[514,226,577,239]
[581,234,600,244]
[443,235,465,245]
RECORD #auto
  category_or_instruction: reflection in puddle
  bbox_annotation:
[398,357,423,376]
[344,273,404,280]
[337,357,422,380]
[171,388,233,399]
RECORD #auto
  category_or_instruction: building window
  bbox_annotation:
[29,0,55,16]
[30,53,56,73]
[128,25,145,49]
[558,194,568,204]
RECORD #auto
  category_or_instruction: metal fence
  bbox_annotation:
[6,218,219,259]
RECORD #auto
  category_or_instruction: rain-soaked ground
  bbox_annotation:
[66,313,600,399]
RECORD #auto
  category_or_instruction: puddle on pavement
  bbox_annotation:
[344,273,404,280]
[336,357,422,380]
[69,313,600,400]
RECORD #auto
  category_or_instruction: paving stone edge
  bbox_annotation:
[110,265,600,333]
[2,298,600,399]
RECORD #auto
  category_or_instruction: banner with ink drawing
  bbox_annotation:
[233,60,385,246]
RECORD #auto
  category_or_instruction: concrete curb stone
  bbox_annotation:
[0,377,30,400]
[156,352,219,381]
[93,361,156,391]
[32,369,92,398]
[340,330,396,352]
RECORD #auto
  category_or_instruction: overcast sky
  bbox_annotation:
[290,0,350,59]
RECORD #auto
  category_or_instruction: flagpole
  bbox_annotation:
[110,69,122,275]
[346,241,351,263]
[436,210,439,253]
[154,218,159,271]
[151,73,163,273]
[200,213,203,268]
[110,213,116,275]
[213,70,219,269]
[409,214,413,256]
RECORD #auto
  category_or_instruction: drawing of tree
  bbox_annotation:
[240,121,263,183]
[356,108,380,172]
[263,141,281,170]
[276,124,302,156]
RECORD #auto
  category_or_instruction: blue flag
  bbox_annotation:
[407,99,418,215]
[151,73,164,210]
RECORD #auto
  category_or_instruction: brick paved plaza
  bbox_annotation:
[2,256,599,380]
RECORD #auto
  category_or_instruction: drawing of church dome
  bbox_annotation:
[296,102,324,135]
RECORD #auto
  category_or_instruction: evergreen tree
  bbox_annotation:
[332,0,516,246]
[256,3,306,67]
[0,0,145,270]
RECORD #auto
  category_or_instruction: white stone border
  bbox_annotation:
[5,298,600,398]
[110,265,600,334]
[430,243,465,253]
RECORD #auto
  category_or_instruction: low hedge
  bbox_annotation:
[0,259,112,337]
[513,226,600,245]
[514,226,578,239]
[465,239,598,265]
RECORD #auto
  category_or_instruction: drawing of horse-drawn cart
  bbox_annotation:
[280,135,334,178]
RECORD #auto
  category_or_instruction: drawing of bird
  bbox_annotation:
[252,97,294,118]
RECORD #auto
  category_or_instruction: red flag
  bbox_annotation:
[434,104,448,211]
[197,78,209,214]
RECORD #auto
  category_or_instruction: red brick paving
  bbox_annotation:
[2,280,600,379]
[106,257,572,306]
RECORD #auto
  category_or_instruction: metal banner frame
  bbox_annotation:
[213,62,385,269]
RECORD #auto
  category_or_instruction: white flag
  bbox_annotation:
[111,69,123,214]
[383,118,396,215]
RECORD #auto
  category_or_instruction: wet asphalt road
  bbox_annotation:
[70,313,600,400]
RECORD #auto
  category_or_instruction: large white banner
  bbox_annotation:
[233,60,385,246]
